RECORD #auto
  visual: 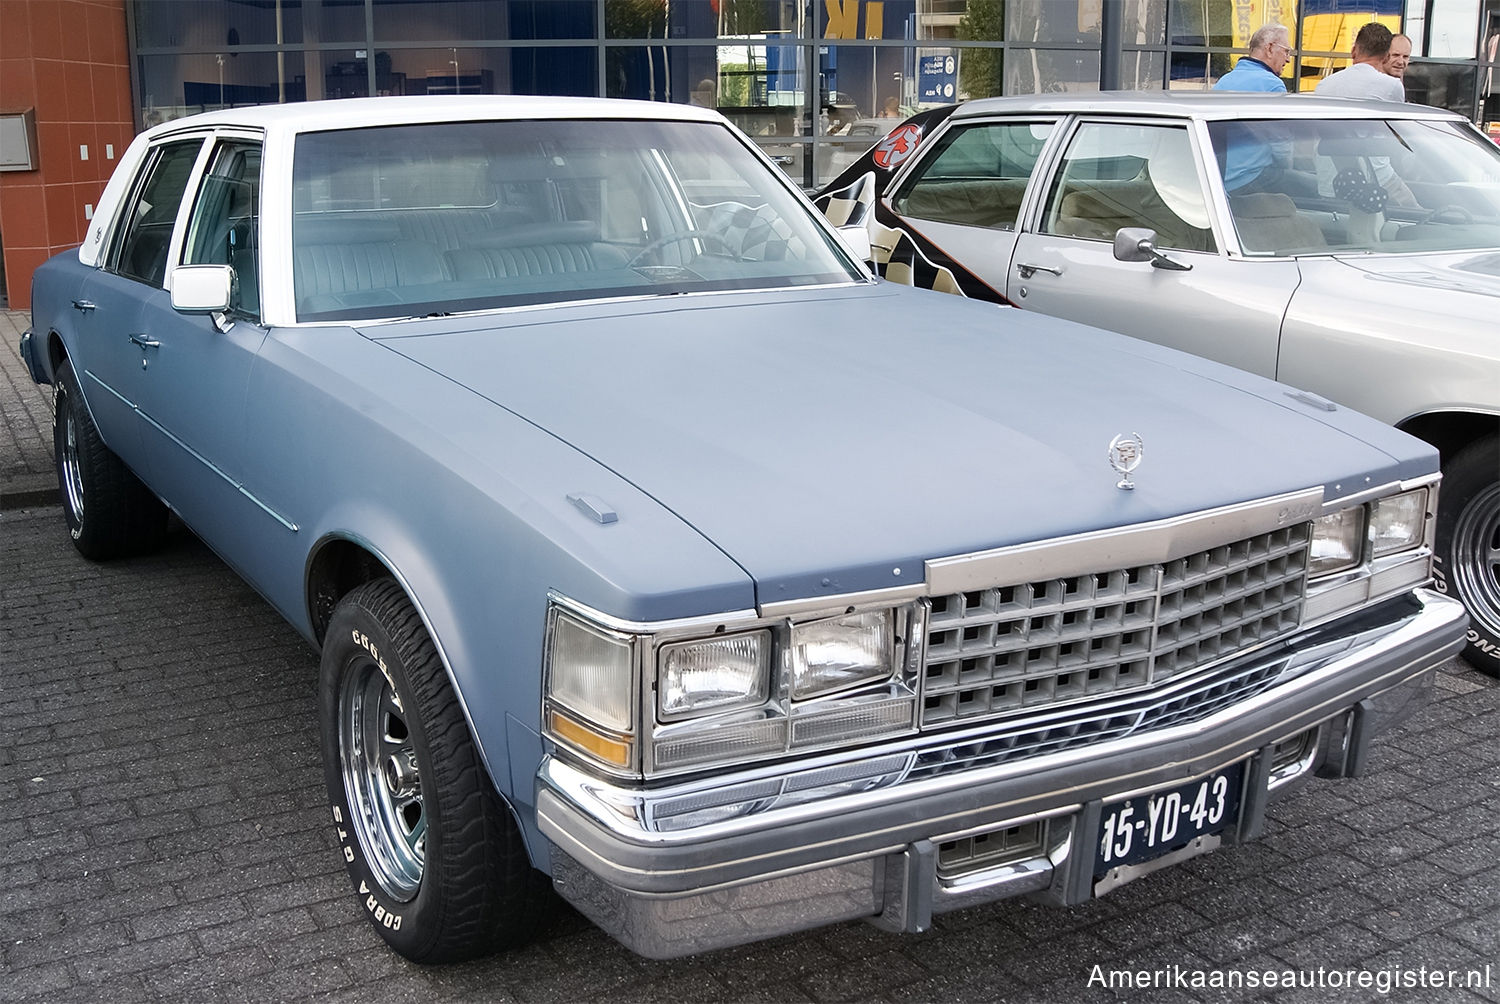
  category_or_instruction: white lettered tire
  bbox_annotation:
[1435,435,1500,677]
[319,578,546,961]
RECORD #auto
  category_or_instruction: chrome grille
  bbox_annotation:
[920,525,1310,728]
[907,653,1289,781]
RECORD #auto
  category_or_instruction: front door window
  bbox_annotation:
[184,141,263,320]
[1040,122,1216,253]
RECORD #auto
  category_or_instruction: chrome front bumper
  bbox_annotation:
[535,588,1466,959]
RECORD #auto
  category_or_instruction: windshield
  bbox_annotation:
[291,118,859,322]
[1205,118,1500,256]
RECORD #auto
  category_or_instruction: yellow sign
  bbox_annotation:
[1230,0,1295,49]
[824,0,884,40]
[1300,12,1402,70]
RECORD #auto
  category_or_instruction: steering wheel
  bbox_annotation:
[628,230,740,267]
[1422,204,1474,226]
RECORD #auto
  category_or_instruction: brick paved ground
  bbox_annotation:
[2,503,1498,1004]
[0,310,57,509]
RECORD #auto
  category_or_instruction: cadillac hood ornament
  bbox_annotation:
[1108,433,1144,490]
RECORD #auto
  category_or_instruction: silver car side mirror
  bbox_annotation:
[1113,227,1192,272]
[170,264,236,331]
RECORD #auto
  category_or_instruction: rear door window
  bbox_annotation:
[891,121,1055,230]
[110,139,205,287]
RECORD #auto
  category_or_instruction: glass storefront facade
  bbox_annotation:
[129,0,1500,189]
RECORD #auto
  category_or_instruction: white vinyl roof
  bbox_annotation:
[143,93,725,142]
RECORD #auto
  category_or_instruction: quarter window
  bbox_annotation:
[892,121,1054,230]
[1041,122,1216,253]
[111,140,204,287]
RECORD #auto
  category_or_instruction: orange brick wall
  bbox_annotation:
[0,0,134,310]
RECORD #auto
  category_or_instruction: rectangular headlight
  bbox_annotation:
[548,611,634,732]
[790,610,893,700]
[1310,506,1366,577]
[659,631,770,720]
[1370,488,1427,558]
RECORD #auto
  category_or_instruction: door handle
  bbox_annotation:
[72,299,96,312]
[1016,262,1063,279]
[128,333,161,349]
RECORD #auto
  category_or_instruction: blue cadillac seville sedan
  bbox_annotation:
[20,96,1466,962]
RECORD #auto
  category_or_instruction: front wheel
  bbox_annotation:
[319,579,546,962]
[1435,435,1500,677]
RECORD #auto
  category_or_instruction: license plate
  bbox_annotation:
[1095,762,1244,876]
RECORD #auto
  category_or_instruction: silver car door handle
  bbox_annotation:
[72,299,96,312]
[128,333,161,348]
[1016,262,1063,279]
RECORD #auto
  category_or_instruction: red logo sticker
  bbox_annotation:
[872,124,924,171]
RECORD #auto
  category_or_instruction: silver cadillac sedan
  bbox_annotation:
[817,93,1500,677]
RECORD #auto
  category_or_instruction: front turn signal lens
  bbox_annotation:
[549,708,632,768]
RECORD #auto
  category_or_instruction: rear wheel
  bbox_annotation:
[1435,435,1500,677]
[52,359,168,560]
[319,578,546,962]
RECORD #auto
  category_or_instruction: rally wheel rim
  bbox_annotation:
[1453,483,1500,640]
[339,659,425,901]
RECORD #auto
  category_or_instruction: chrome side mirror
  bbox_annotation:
[1113,227,1192,272]
[170,265,236,331]
[171,264,234,312]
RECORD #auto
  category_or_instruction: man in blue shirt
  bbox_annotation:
[1215,24,1293,93]
[1213,24,1300,196]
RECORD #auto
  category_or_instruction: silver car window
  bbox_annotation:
[1040,122,1216,253]
[890,121,1055,231]
[1207,118,1500,256]
[289,118,859,323]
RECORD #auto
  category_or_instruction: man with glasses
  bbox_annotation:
[1214,24,1293,93]
[1212,24,1311,200]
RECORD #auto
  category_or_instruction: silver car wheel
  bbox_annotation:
[339,658,425,901]
[59,396,86,521]
[1453,482,1500,640]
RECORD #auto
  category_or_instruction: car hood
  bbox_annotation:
[1331,249,1500,296]
[369,285,1425,604]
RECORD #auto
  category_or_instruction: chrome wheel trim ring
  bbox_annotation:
[1453,482,1500,639]
[60,394,85,521]
[338,659,425,901]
